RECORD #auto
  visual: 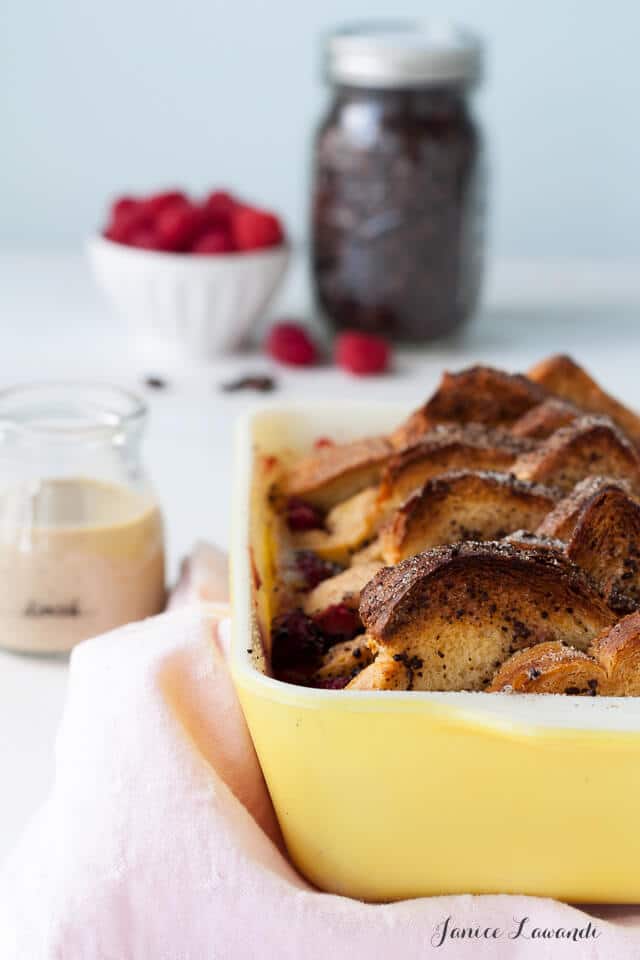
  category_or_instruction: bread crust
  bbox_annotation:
[512,416,640,494]
[279,436,392,508]
[527,354,640,448]
[591,612,640,696]
[391,366,547,448]
[510,398,578,440]
[380,470,557,564]
[487,641,607,695]
[359,542,614,691]
[488,612,640,696]
[380,425,533,511]
[537,476,632,540]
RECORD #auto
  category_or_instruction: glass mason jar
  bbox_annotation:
[311,22,486,341]
[0,383,166,655]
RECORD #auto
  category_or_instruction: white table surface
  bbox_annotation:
[1,251,640,863]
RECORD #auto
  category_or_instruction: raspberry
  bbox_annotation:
[129,227,162,250]
[156,203,202,252]
[285,497,325,532]
[141,191,188,218]
[314,675,350,689]
[204,190,236,221]
[104,205,150,244]
[312,603,361,642]
[314,436,335,449]
[295,551,342,589]
[335,330,391,376]
[191,229,235,254]
[111,196,139,220]
[266,323,316,367]
[270,610,325,673]
[233,206,284,251]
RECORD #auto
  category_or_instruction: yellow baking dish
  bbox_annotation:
[230,404,640,903]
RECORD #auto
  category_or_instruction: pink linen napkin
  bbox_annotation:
[1,545,639,959]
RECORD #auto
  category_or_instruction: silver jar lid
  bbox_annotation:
[326,20,483,89]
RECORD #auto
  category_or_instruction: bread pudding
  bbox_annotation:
[260,355,640,696]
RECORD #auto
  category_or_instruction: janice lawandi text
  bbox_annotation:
[431,915,600,949]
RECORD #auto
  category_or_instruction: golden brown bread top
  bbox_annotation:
[360,541,614,645]
[502,529,567,554]
[487,642,607,695]
[536,475,632,540]
[379,425,534,508]
[527,354,640,448]
[512,416,640,494]
[380,470,557,564]
[278,435,392,508]
[562,484,640,613]
[510,398,579,440]
[391,366,548,448]
[591,612,640,695]
[489,612,640,696]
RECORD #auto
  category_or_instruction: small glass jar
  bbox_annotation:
[311,21,485,341]
[0,383,166,655]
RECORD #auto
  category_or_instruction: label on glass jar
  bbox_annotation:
[0,478,166,653]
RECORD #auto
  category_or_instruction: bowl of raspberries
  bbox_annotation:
[88,189,289,359]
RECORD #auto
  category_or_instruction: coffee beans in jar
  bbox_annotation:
[311,22,485,342]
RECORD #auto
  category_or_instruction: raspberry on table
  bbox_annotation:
[335,330,391,376]
[266,323,317,367]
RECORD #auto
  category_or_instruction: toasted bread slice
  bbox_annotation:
[502,529,567,554]
[380,471,557,564]
[303,562,382,615]
[359,542,614,691]
[560,483,640,612]
[591,612,640,696]
[278,436,392,509]
[536,476,632,541]
[528,354,640,448]
[293,487,380,564]
[512,416,640,494]
[346,654,411,690]
[487,642,606,695]
[379,425,533,512]
[313,637,374,686]
[510,398,578,440]
[391,366,547,448]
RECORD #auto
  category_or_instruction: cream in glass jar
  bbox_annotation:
[0,383,166,654]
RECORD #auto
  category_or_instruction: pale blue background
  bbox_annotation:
[3,0,639,257]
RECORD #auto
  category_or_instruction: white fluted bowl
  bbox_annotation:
[87,234,290,363]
